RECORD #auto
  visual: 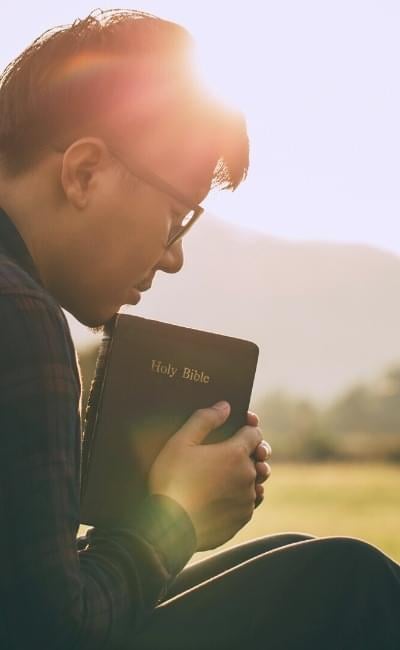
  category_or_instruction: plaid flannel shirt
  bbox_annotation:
[0,207,196,649]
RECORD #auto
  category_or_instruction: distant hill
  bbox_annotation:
[67,217,400,402]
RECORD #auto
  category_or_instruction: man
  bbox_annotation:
[0,9,398,650]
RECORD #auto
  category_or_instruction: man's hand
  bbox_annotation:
[247,411,272,508]
[149,401,266,551]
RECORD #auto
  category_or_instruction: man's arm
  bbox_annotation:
[0,291,196,649]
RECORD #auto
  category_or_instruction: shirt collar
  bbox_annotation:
[0,206,42,285]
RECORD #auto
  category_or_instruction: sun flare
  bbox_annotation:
[192,31,251,114]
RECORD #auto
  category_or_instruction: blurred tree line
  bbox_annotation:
[254,366,400,462]
[77,344,400,463]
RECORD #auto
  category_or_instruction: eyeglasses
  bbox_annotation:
[108,147,205,249]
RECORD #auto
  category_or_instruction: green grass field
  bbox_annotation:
[192,462,400,564]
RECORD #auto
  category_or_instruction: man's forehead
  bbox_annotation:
[164,160,213,206]
[121,119,217,204]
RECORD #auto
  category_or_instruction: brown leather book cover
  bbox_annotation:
[80,314,259,528]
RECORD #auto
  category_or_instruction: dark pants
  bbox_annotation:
[133,533,400,650]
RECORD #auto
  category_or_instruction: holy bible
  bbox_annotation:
[80,314,259,528]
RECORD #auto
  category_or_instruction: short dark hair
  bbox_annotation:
[0,9,249,189]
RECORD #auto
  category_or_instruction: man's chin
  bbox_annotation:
[81,310,119,331]
[65,291,144,330]
[85,306,138,333]
[67,303,121,331]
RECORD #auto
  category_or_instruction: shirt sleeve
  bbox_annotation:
[0,291,196,650]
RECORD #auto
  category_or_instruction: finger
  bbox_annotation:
[230,425,263,455]
[255,461,272,483]
[255,483,264,508]
[254,445,266,462]
[246,411,259,426]
[175,401,231,445]
[254,441,272,462]
[255,482,264,498]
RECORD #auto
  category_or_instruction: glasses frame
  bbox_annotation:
[108,147,205,249]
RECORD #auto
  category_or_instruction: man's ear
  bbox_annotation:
[60,138,109,209]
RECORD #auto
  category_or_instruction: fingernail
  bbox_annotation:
[261,441,272,456]
[213,401,230,413]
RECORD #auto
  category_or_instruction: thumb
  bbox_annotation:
[174,401,231,445]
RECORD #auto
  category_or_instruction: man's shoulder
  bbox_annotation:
[0,252,81,394]
[0,251,75,352]
[0,250,67,328]
[0,250,48,298]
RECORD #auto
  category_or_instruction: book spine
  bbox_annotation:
[80,316,117,501]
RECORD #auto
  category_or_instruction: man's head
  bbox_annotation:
[0,9,249,327]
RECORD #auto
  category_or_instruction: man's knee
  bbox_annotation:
[310,535,391,575]
[316,535,382,554]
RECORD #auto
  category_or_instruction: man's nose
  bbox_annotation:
[157,240,184,274]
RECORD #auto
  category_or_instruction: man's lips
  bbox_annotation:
[126,280,153,305]
[128,288,142,304]
[135,282,152,292]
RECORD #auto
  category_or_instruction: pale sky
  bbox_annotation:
[2,0,400,255]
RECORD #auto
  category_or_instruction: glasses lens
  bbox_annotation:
[167,210,197,247]
[181,211,195,228]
